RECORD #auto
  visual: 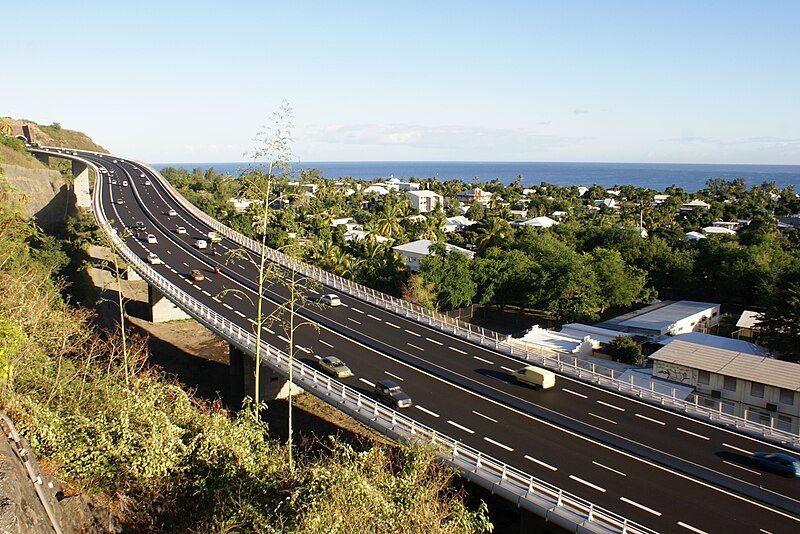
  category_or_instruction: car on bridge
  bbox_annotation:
[176,226,187,234]
[189,269,205,282]
[146,234,157,244]
[140,173,146,178]
[317,294,342,307]
[375,379,412,409]
[512,365,556,390]
[134,221,146,231]
[749,452,800,477]
[194,239,208,249]
[147,253,162,265]
[115,198,123,205]
[144,179,152,186]
[319,356,353,378]
[110,179,118,185]
[122,180,129,187]
[167,209,178,217]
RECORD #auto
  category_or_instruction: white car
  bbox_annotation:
[122,180,129,187]
[167,209,177,217]
[144,180,152,186]
[147,253,162,265]
[194,239,208,249]
[113,159,118,163]
[140,173,146,178]
[319,294,342,307]
[176,226,187,234]
[146,234,157,244]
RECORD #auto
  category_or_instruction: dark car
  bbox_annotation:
[134,221,146,231]
[375,379,411,409]
[749,452,800,477]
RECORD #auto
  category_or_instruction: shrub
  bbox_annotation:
[605,335,644,365]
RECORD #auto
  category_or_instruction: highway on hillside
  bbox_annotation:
[45,147,800,533]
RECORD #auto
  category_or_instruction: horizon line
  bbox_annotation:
[152,159,800,167]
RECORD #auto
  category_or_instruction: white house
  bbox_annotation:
[229,197,257,213]
[330,217,354,227]
[379,178,420,191]
[598,300,720,337]
[392,239,475,272]
[577,186,589,197]
[681,199,711,211]
[442,216,477,233]
[507,209,528,220]
[593,198,619,210]
[735,311,763,340]
[686,231,706,241]
[512,216,558,228]
[551,211,568,220]
[343,229,391,244]
[407,190,443,213]
[653,194,670,205]
[457,188,493,205]
[703,226,736,236]
[363,185,389,196]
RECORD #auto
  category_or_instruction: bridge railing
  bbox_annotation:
[70,153,656,534]
[138,160,800,449]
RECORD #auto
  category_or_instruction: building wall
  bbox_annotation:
[669,306,720,335]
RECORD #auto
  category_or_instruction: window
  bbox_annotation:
[780,388,795,405]
[723,375,737,391]
[698,370,711,385]
[777,415,793,432]
[750,382,765,398]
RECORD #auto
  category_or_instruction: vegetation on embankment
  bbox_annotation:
[0,174,491,532]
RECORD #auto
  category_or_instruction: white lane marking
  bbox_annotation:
[474,355,494,365]
[472,410,498,423]
[723,460,761,475]
[483,436,513,451]
[222,303,233,310]
[760,529,774,534]
[277,335,290,343]
[238,264,246,270]
[313,354,321,360]
[182,262,189,267]
[620,496,661,516]
[447,420,475,434]
[233,293,243,300]
[415,405,440,418]
[201,290,210,296]
[264,327,275,335]
[404,329,421,337]
[562,388,588,399]
[569,475,606,493]
[296,345,312,354]
[592,461,626,476]
[722,443,753,455]
[235,311,245,318]
[385,321,401,329]
[166,250,172,254]
[407,342,424,351]
[500,365,516,373]
[319,340,333,348]
[588,412,617,425]
[677,427,711,440]
[597,400,625,412]
[448,346,467,355]
[367,314,382,321]
[635,413,666,425]
[425,337,443,346]
[524,455,557,471]
[359,378,375,388]
[384,371,404,381]
[347,317,361,325]
[677,521,708,534]
[351,307,363,314]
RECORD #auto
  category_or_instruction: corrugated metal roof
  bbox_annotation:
[649,340,800,391]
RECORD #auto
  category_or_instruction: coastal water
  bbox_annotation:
[153,161,800,193]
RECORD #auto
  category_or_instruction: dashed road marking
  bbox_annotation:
[404,329,421,337]
[235,311,245,318]
[222,303,233,310]
[415,405,440,418]
[472,410,498,423]
[620,497,661,516]
[347,317,361,325]
[407,342,424,351]
[385,321,401,329]
[524,455,557,471]
[447,420,475,434]
[359,378,375,388]
[635,413,666,425]
[569,475,606,493]
[233,293,243,300]
[448,346,467,355]
[597,400,625,412]
[368,314,382,321]
[296,345,312,354]
[384,371,404,381]
[563,388,588,399]
[677,427,710,440]
[474,355,494,365]
[588,412,617,425]
[425,337,443,346]
[264,327,275,334]
[277,335,290,343]
[351,307,364,314]
[319,340,333,348]
[483,436,513,451]
[722,443,753,456]
[592,461,626,476]
[723,460,761,475]
[500,366,516,373]
[677,521,708,534]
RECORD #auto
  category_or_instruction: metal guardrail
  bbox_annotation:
[40,148,658,534]
[141,156,800,449]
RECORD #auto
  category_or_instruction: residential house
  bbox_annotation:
[511,216,559,228]
[378,178,420,191]
[735,311,763,341]
[507,209,528,220]
[713,220,749,231]
[442,216,477,233]
[649,340,800,433]
[343,229,391,244]
[392,239,475,272]
[703,226,736,236]
[551,211,568,220]
[653,194,670,205]
[407,190,443,213]
[681,199,711,211]
[593,198,619,210]
[457,188,493,205]
[363,185,389,196]
[229,197,257,213]
[685,231,706,241]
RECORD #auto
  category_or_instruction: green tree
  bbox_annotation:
[419,244,477,309]
[589,248,647,312]
[758,275,800,362]
[605,336,644,365]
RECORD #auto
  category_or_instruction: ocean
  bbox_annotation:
[153,161,800,193]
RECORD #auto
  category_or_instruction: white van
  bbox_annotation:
[194,239,208,249]
[513,365,556,389]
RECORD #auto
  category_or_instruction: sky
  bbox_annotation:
[4,1,800,164]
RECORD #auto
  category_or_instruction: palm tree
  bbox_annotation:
[476,217,511,251]
[372,201,404,239]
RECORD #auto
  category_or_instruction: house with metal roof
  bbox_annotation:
[598,300,720,337]
[392,239,474,272]
[649,340,799,433]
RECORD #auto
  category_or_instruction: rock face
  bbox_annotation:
[0,163,70,225]
[0,414,116,533]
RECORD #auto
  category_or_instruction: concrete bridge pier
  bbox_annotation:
[71,160,92,211]
[148,285,191,323]
[34,152,50,166]
[229,345,302,406]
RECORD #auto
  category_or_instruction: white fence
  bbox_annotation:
[143,158,800,450]
[57,150,656,534]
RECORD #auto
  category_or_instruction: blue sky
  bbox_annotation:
[5,1,799,164]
